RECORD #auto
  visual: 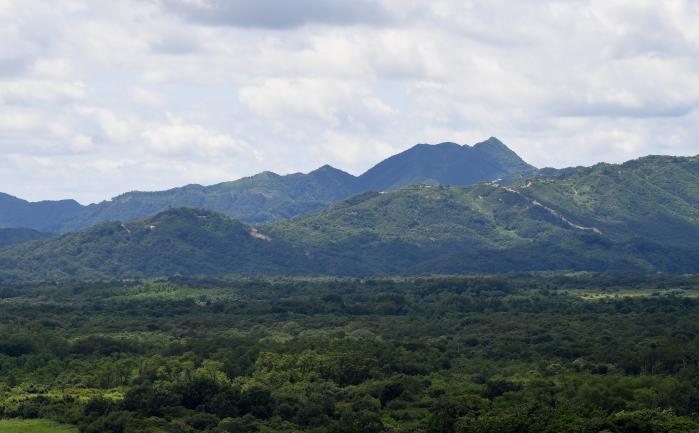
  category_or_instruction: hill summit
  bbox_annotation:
[357,137,534,191]
[0,208,307,280]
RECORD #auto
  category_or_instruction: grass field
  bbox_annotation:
[0,419,78,433]
[564,288,699,300]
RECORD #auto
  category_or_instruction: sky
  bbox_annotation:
[1,0,699,204]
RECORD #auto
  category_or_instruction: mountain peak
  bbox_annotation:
[472,136,534,171]
[358,137,534,191]
[309,164,349,175]
[426,141,461,148]
[473,136,506,148]
[145,207,229,222]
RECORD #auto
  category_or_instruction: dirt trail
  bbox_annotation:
[495,184,602,235]
[249,227,272,241]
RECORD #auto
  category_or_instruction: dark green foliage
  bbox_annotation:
[0,208,310,280]
[2,275,699,432]
[0,228,51,246]
[0,333,36,357]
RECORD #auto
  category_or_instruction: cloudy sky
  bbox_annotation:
[2,0,699,203]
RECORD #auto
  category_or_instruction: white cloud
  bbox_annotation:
[0,80,87,104]
[30,58,78,80]
[129,86,166,107]
[239,78,344,122]
[0,111,42,131]
[74,106,134,143]
[312,131,397,168]
[69,134,96,152]
[142,115,256,159]
[0,0,698,203]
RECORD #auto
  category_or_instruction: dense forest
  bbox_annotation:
[2,274,699,432]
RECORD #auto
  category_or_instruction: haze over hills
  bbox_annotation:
[0,193,84,233]
[2,152,699,280]
[0,228,51,247]
[0,137,534,233]
[59,164,360,232]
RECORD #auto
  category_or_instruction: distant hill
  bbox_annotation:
[0,193,84,232]
[0,228,51,247]
[357,137,534,191]
[508,155,699,247]
[0,137,534,233]
[0,208,307,280]
[59,165,360,232]
[3,153,699,280]
[268,183,684,275]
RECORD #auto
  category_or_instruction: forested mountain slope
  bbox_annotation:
[509,155,699,246]
[0,228,51,246]
[2,153,699,280]
[60,165,360,232]
[0,208,307,281]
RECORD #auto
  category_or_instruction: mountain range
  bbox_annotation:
[1,151,698,280]
[0,137,533,233]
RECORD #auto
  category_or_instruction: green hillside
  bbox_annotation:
[2,153,699,280]
[269,182,693,275]
[268,184,570,274]
[0,208,308,281]
[0,228,51,246]
[509,155,699,246]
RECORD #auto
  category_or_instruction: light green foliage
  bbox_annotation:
[0,419,78,433]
